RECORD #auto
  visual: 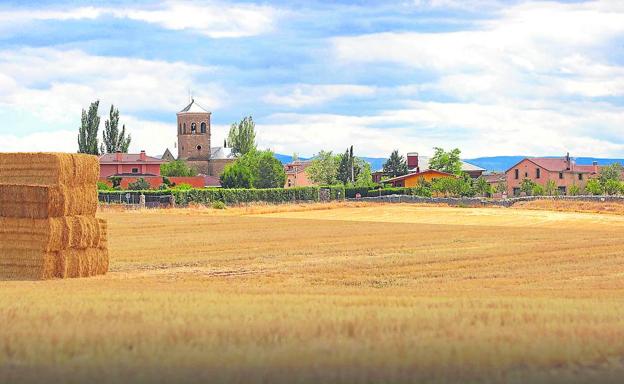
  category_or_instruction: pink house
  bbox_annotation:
[99,151,165,179]
[505,154,600,196]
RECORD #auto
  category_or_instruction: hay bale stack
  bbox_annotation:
[0,153,108,280]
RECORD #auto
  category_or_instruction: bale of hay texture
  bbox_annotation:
[0,247,108,280]
[0,216,107,252]
[0,153,99,186]
[0,184,97,218]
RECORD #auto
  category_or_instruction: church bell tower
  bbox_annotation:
[177,99,211,161]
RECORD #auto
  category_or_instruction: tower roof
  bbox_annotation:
[179,99,210,114]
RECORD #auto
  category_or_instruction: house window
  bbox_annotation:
[558,186,566,195]
[559,172,564,179]
[578,173,583,180]
[131,168,139,174]
[513,187,520,196]
[288,179,292,187]
[524,172,528,178]
[191,123,197,133]
[514,169,519,179]
[536,168,541,179]
[200,122,206,134]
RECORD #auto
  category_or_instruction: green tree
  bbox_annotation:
[429,147,462,175]
[474,176,491,197]
[127,178,150,190]
[354,161,374,187]
[520,178,537,195]
[78,100,101,155]
[604,179,621,195]
[532,183,545,196]
[306,150,339,185]
[161,160,198,177]
[255,151,286,188]
[337,149,351,184]
[599,163,623,183]
[585,179,603,195]
[545,180,557,196]
[382,150,408,178]
[220,161,253,188]
[101,104,131,154]
[495,180,507,194]
[228,116,257,156]
[568,185,580,196]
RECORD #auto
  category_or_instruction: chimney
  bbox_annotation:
[115,150,122,162]
[565,152,571,170]
[140,150,146,161]
[407,152,419,172]
[593,161,598,174]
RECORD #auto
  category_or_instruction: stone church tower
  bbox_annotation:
[173,99,234,176]
[177,99,211,162]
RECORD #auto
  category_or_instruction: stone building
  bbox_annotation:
[163,99,235,177]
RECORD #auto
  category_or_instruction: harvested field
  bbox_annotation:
[513,199,624,215]
[1,203,624,383]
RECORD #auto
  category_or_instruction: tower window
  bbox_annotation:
[183,123,186,134]
[191,123,197,133]
[200,122,206,134]
[197,145,202,151]
[178,123,181,134]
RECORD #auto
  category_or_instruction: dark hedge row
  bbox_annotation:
[99,186,348,206]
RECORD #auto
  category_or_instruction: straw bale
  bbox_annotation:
[0,152,99,186]
[0,247,108,280]
[0,216,107,251]
[0,184,97,218]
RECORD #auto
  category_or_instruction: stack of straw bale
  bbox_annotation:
[0,153,108,280]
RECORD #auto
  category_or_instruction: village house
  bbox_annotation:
[99,151,206,189]
[505,154,600,196]
[284,160,315,188]
[382,169,455,187]
[373,152,485,183]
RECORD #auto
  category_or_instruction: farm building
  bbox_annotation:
[505,154,604,196]
[372,152,484,183]
[284,160,315,188]
[99,151,206,189]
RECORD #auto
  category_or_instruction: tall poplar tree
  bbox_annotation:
[228,116,257,156]
[77,100,101,155]
[101,104,131,154]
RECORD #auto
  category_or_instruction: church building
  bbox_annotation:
[163,99,235,177]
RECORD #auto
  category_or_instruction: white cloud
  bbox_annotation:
[0,47,224,125]
[256,99,624,159]
[263,84,376,107]
[0,1,279,38]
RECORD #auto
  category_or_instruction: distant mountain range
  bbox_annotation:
[275,154,624,173]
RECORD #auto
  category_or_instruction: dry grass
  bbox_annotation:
[1,204,624,383]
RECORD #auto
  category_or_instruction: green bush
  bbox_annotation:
[211,201,227,209]
[127,178,150,190]
[97,181,112,191]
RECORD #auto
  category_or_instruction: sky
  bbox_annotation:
[0,0,623,159]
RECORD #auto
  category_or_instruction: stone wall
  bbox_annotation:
[354,195,624,208]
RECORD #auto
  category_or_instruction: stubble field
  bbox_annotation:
[1,203,624,383]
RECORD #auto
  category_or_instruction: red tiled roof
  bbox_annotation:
[508,157,600,173]
[99,153,165,164]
